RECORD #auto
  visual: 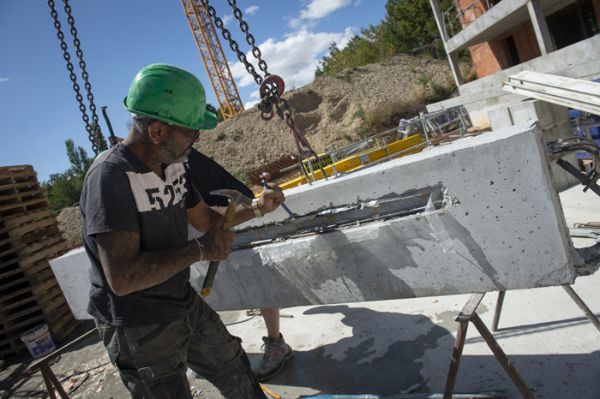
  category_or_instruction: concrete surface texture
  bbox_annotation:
[2,185,600,398]
[193,123,576,310]
[488,99,578,192]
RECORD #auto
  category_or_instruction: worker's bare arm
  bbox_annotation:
[186,201,222,232]
[95,228,232,296]
[187,183,286,231]
[187,200,257,231]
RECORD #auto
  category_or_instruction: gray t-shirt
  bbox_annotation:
[80,144,200,327]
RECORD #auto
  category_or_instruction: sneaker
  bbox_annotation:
[252,334,292,382]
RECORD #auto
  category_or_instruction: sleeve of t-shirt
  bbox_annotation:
[184,164,202,210]
[82,162,140,236]
[187,151,254,206]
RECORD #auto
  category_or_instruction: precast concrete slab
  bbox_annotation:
[189,123,576,310]
[50,123,577,318]
[488,99,578,192]
[48,247,91,320]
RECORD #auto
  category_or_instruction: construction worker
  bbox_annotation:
[186,148,293,381]
[80,63,284,399]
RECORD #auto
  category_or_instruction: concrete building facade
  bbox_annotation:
[431,0,600,85]
[428,0,600,128]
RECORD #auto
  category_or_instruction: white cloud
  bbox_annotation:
[245,5,259,15]
[230,27,354,93]
[243,91,261,110]
[299,0,352,20]
[222,14,233,26]
[244,100,259,109]
[0,76,9,83]
[287,17,318,31]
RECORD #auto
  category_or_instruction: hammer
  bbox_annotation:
[260,172,296,218]
[200,189,253,297]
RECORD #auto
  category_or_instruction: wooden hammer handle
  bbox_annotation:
[201,200,238,297]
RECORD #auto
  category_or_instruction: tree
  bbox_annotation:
[316,0,458,77]
[382,0,447,55]
[316,26,394,77]
[42,139,94,210]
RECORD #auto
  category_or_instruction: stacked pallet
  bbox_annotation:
[0,165,79,359]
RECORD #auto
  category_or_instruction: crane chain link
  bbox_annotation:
[200,0,265,87]
[199,0,327,182]
[47,0,107,154]
[227,0,269,76]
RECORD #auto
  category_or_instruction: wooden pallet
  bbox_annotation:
[0,165,81,359]
[0,165,47,219]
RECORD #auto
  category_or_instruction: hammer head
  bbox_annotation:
[210,189,253,208]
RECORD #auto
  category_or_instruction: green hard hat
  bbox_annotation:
[123,64,218,130]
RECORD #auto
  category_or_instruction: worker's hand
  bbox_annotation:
[198,226,234,261]
[258,183,285,214]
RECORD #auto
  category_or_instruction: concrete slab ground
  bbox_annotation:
[1,185,599,398]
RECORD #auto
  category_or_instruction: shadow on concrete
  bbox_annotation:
[246,304,600,398]
[249,304,453,395]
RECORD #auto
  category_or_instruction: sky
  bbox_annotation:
[0,0,386,181]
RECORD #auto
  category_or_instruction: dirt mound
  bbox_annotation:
[57,206,82,250]
[193,54,456,176]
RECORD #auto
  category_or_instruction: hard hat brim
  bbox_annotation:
[124,97,218,131]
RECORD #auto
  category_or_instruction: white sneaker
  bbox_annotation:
[252,334,292,382]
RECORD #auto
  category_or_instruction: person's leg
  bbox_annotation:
[186,298,267,399]
[95,319,192,399]
[261,308,280,340]
[252,307,292,382]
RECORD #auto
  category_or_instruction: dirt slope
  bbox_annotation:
[193,54,456,176]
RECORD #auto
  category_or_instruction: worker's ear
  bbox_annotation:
[147,121,169,145]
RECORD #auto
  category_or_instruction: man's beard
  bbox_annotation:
[158,137,190,164]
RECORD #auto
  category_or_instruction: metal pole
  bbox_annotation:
[562,284,600,332]
[444,320,469,398]
[471,313,535,398]
[492,291,506,332]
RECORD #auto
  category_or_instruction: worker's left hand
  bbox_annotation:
[258,183,285,214]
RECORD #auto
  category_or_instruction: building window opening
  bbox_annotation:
[546,0,599,50]
[504,35,520,66]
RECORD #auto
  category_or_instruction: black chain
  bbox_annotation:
[227,0,269,76]
[47,0,107,154]
[200,0,265,86]
[199,0,327,182]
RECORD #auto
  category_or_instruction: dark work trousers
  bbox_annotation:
[95,296,267,399]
